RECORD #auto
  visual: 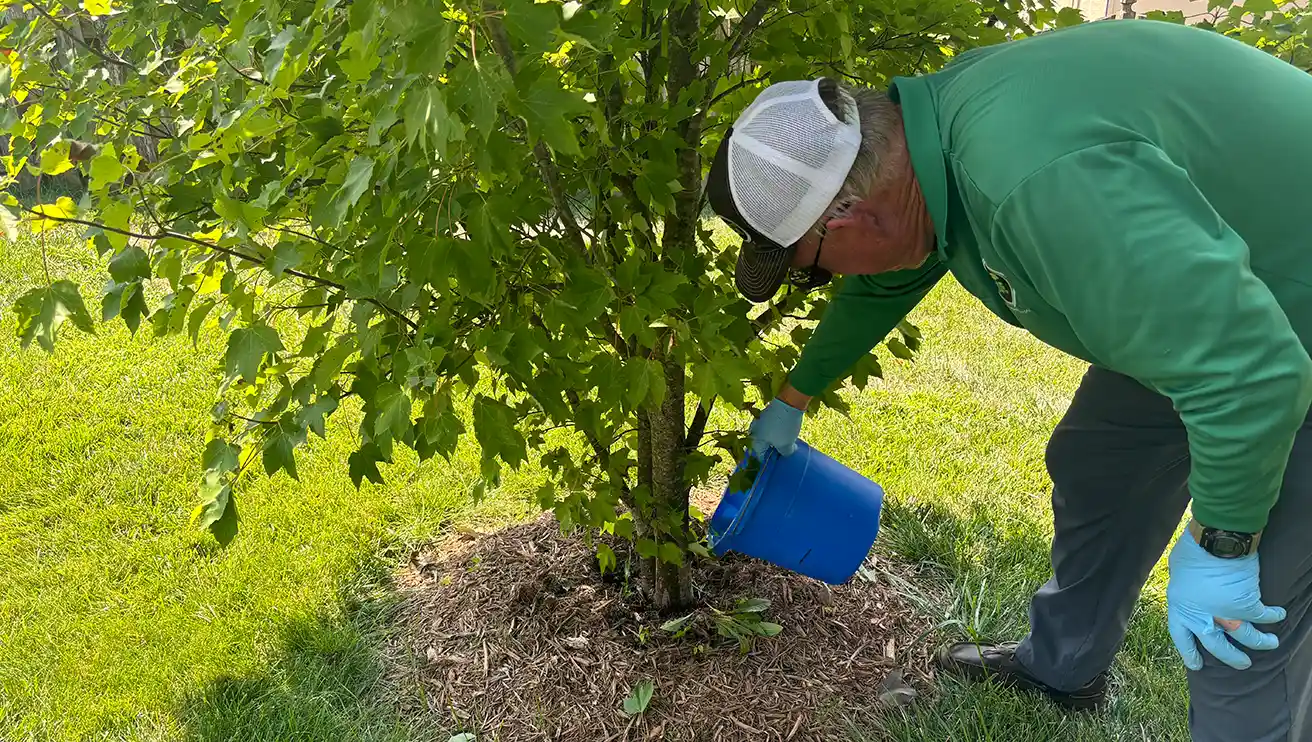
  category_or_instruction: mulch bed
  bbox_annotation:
[383,506,934,742]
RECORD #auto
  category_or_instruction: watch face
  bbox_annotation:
[1207,532,1250,558]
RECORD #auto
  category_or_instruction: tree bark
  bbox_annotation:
[647,343,690,610]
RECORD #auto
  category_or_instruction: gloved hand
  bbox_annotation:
[1166,532,1286,671]
[749,398,804,457]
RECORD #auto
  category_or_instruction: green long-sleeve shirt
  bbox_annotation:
[791,20,1312,533]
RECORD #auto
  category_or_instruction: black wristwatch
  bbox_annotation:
[1187,518,1261,559]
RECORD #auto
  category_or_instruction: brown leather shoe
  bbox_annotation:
[936,642,1108,711]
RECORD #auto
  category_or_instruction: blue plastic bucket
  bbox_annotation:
[708,441,884,585]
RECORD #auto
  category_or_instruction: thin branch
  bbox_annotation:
[19,207,419,331]
[708,73,770,107]
[684,398,713,451]
[37,174,50,284]
[30,1,134,69]
[218,52,267,86]
[482,4,590,256]
[725,0,776,62]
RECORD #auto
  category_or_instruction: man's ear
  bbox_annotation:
[824,201,879,235]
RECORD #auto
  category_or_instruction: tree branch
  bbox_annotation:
[708,73,770,107]
[725,0,775,63]
[684,398,713,451]
[30,1,134,69]
[481,4,590,257]
[19,207,419,331]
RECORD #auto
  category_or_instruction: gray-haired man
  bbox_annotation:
[706,20,1312,741]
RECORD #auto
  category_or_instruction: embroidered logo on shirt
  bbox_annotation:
[983,260,1017,310]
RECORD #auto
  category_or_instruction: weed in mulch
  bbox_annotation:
[383,514,932,742]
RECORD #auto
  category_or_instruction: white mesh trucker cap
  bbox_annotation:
[705,78,861,302]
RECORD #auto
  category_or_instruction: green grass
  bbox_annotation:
[0,227,1187,741]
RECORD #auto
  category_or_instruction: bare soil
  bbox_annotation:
[383,504,933,742]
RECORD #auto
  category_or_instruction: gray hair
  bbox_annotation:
[813,79,901,235]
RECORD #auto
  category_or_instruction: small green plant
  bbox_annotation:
[660,597,783,654]
[622,679,655,716]
[712,597,783,654]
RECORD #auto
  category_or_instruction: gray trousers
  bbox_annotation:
[1014,366,1312,742]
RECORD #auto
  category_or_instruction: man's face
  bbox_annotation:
[791,198,933,277]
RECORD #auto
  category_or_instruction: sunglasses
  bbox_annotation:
[788,228,833,292]
[788,201,854,293]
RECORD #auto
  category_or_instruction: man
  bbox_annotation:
[705,19,1312,741]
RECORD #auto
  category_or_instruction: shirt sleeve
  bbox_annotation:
[996,141,1312,532]
[789,258,946,397]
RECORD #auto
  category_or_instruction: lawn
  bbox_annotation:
[0,227,1188,741]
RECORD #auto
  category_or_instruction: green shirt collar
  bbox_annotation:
[889,76,950,258]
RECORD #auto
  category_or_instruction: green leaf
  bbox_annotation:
[348,443,387,488]
[309,340,355,392]
[520,76,590,157]
[117,283,149,334]
[635,537,658,559]
[203,438,241,473]
[612,515,634,540]
[403,86,460,157]
[503,0,560,54]
[188,299,217,345]
[89,144,125,190]
[263,26,298,82]
[30,197,77,234]
[596,542,616,574]
[886,337,914,360]
[622,679,654,716]
[373,383,412,439]
[338,30,381,82]
[224,325,284,384]
[262,422,304,481]
[1055,7,1084,27]
[13,281,95,351]
[192,471,238,546]
[39,141,74,175]
[452,60,504,139]
[658,541,683,566]
[756,621,784,637]
[298,394,339,439]
[661,614,694,633]
[735,597,771,614]
[472,395,527,468]
[299,319,335,358]
[317,157,374,228]
[100,199,131,251]
[108,246,150,283]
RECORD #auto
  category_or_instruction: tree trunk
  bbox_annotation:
[646,344,691,611]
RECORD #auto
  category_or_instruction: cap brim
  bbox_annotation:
[735,242,795,303]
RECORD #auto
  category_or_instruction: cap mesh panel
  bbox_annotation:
[732,145,810,235]
[741,98,838,170]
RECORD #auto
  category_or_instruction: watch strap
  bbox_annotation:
[1188,518,1261,556]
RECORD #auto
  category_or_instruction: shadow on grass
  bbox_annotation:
[863,496,1190,742]
[177,555,439,742]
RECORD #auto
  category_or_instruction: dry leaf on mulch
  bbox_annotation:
[383,512,935,742]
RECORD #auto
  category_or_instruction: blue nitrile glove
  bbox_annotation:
[749,398,803,457]
[1166,532,1286,671]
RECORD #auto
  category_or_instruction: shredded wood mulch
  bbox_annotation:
[384,507,934,742]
